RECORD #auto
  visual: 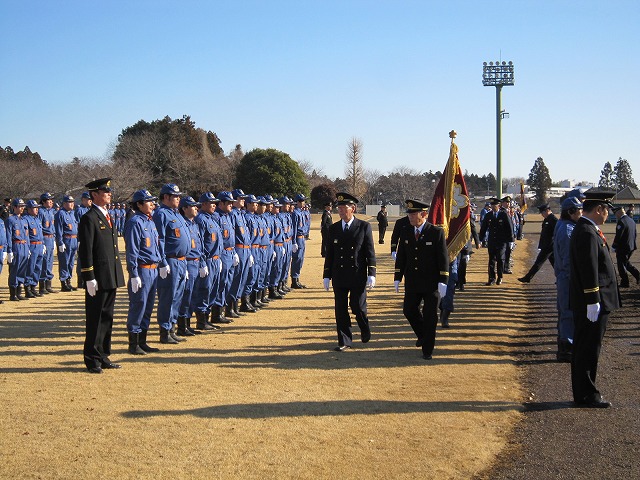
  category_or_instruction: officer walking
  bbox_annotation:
[479,197,514,285]
[5,198,30,301]
[611,205,639,287]
[55,195,79,292]
[377,204,389,244]
[518,203,558,283]
[38,192,57,294]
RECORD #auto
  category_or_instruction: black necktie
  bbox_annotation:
[344,223,349,232]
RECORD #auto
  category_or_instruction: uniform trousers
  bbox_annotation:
[403,290,439,357]
[571,309,609,403]
[616,251,640,286]
[213,250,234,307]
[269,245,285,287]
[26,243,45,287]
[555,274,574,342]
[40,236,55,281]
[291,237,306,278]
[192,257,219,313]
[8,243,29,287]
[179,258,199,318]
[440,257,458,313]
[282,241,292,283]
[230,247,251,301]
[58,238,78,282]
[126,267,158,333]
[156,257,187,330]
[263,245,274,288]
[332,285,370,347]
[83,288,117,369]
[524,249,554,278]
[244,247,261,296]
[378,225,387,243]
[487,242,507,281]
[255,247,269,292]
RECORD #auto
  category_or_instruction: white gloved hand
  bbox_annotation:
[394,280,400,293]
[159,265,170,279]
[43,245,47,255]
[587,303,601,322]
[323,278,330,291]
[391,251,397,260]
[233,253,240,267]
[131,276,142,293]
[281,247,286,256]
[437,282,448,298]
[2,252,6,263]
[292,244,299,253]
[537,248,541,253]
[272,251,277,261]
[510,242,515,250]
[249,254,254,267]
[199,265,209,278]
[58,243,66,253]
[86,279,98,297]
[28,250,31,258]
[464,255,470,262]
[366,276,376,290]
[185,270,189,280]
[216,258,223,273]
[7,252,14,264]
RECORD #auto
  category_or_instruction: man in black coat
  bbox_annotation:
[569,189,620,408]
[394,200,449,359]
[376,205,389,244]
[79,178,125,373]
[320,202,332,258]
[323,192,376,351]
[390,214,411,260]
[612,206,639,287]
[518,203,558,283]
[479,197,514,285]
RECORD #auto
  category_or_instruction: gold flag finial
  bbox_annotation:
[449,130,457,143]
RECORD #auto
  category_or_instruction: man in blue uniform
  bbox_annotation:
[278,197,294,295]
[55,195,79,292]
[268,199,286,299]
[38,192,57,294]
[229,188,252,318]
[240,194,261,312]
[154,183,192,344]
[611,205,639,287]
[75,192,92,221]
[125,189,162,355]
[24,200,46,298]
[0,210,7,303]
[212,191,238,324]
[290,193,309,289]
[6,198,31,301]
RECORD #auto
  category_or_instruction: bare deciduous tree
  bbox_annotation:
[345,137,366,199]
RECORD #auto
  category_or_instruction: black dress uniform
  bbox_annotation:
[612,208,639,287]
[479,199,514,284]
[320,204,332,258]
[79,178,125,372]
[323,193,376,349]
[390,215,411,257]
[518,204,558,283]
[394,200,449,358]
[569,190,620,407]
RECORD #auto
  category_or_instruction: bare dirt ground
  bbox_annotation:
[0,216,637,479]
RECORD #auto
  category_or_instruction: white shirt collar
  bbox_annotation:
[343,218,354,229]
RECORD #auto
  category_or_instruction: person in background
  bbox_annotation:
[518,203,558,283]
[479,197,514,285]
[320,201,332,257]
[377,204,389,244]
[55,195,79,292]
[24,200,45,298]
[611,205,639,288]
[38,192,57,294]
[6,198,30,301]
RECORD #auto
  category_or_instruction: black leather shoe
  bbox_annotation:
[87,366,103,374]
[496,278,503,285]
[503,269,512,274]
[101,362,122,369]
[334,345,351,352]
[485,280,495,286]
[422,354,433,360]
[361,329,371,343]
[517,277,530,283]
[415,337,424,347]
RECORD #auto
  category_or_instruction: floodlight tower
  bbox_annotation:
[483,60,514,198]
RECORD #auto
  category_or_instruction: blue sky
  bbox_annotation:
[1,0,638,184]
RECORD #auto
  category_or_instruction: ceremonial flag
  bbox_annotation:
[428,131,471,263]
[519,182,528,213]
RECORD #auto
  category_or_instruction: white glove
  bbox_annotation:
[366,276,376,290]
[185,270,189,280]
[464,255,470,262]
[292,244,299,253]
[537,248,541,253]
[391,251,397,260]
[58,243,66,253]
[43,245,47,255]
[216,258,223,273]
[233,252,240,266]
[394,280,400,293]
[86,279,98,297]
[131,276,142,293]
[281,247,285,256]
[7,252,14,264]
[510,242,515,250]
[2,252,6,263]
[28,250,31,258]
[199,265,209,278]
[323,278,330,291]
[586,303,600,322]
[272,251,277,261]
[159,265,170,279]
[437,282,448,297]
[249,255,254,267]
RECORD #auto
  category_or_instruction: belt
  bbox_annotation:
[224,247,233,251]
[44,234,54,238]
[13,240,27,244]
[235,244,250,248]
[211,255,220,260]
[139,264,158,269]
[186,257,200,261]
[275,242,284,246]
[260,246,268,249]
[166,255,186,260]
[297,235,305,238]
[251,244,260,248]
[285,238,292,242]
[30,241,43,245]
[64,234,77,239]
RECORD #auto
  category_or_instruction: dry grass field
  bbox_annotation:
[0,215,544,479]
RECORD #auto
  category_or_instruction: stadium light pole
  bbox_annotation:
[483,61,514,198]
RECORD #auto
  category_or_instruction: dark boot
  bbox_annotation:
[160,327,178,344]
[440,310,451,328]
[39,281,49,295]
[556,340,572,363]
[177,317,194,337]
[261,288,271,304]
[268,286,283,299]
[61,280,72,292]
[128,332,147,355]
[291,278,307,289]
[24,284,36,299]
[9,286,20,301]
[68,279,78,291]
[282,281,291,292]
[195,311,219,331]
[31,285,42,297]
[250,291,263,309]
[277,281,287,296]
[184,316,201,335]
[45,280,56,294]
[210,305,231,324]
[232,298,245,316]
[240,295,257,313]
[225,303,240,319]
[170,324,186,342]
[139,330,160,352]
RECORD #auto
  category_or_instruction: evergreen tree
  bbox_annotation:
[613,157,637,190]
[527,157,552,203]
[598,161,615,189]
[234,148,309,197]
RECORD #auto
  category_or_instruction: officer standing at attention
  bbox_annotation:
[38,192,57,294]
[212,191,238,324]
[124,189,162,355]
[611,205,639,287]
[268,199,286,299]
[290,193,309,289]
[277,197,293,295]
[500,196,516,274]
[24,200,46,298]
[55,195,79,292]
[79,178,125,373]
[320,201,333,257]
[0,197,11,221]
[518,203,558,283]
[377,204,389,244]
[229,189,253,318]
[0,212,6,304]
[75,192,92,220]
[6,198,31,301]
[393,200,449,359]
[569,189,620,407]
[239,194,261,313]
[323,193,376,351]
[479,197,514,285]
[154,183,192,344]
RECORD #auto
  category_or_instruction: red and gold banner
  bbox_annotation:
[428,133,471,263]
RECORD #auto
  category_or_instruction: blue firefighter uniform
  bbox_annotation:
[55,196,79,289]
[6,199,31,297]
[24,201,45,295]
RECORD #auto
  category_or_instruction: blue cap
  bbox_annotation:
[263,194,274,203]
[81,191,91,199]
[294,193,307,202]
[179,196,201,208]
[40,192,54,201]
[272,200,282,207]
[11,198,25,207]
[132,189,157,203]
[245,194,258,203]
[256,196,267,205]
[63,195,75,203]
[26,199,39,209]
[278,196,289,205]
[217,191,234,202]
[159,183,183,196]
[561,197,583,210]
[231,188,248,199]
[199,192,219,203]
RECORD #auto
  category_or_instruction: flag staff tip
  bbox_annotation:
[449,130,457,142]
